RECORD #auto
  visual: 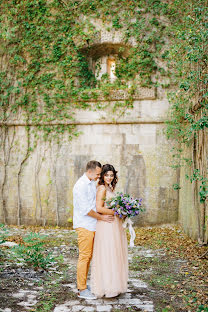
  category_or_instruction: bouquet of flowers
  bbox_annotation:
[106,192,143,218]
[106,192,144,247]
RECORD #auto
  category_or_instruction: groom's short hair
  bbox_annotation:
[86,160,101,171]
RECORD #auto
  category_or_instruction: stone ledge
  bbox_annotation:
[0,120,165,126]
[79,87,156,102]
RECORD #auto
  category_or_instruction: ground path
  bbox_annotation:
[0,226,207,312]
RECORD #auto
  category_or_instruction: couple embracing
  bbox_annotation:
[73,160,128,299]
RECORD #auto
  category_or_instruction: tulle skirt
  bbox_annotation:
[90,216,128,298]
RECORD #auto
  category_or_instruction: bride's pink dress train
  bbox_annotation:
[90,189,128,298]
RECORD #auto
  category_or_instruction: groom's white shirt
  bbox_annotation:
[73,173,97,231]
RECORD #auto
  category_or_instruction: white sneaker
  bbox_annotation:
[78,288,96,300]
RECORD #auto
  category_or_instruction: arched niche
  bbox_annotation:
[79,43,131,82]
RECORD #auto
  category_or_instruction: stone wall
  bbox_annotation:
[178,140,208,243]
[0,18,179,227]
[0,89,179,226]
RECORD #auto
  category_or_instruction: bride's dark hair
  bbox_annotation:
[98,164,118,190]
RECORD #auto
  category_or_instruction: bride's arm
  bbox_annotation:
[96,185,115,215]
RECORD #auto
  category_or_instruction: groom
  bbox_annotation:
[73,160,114,299]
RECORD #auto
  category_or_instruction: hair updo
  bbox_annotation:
[98,164,118,190]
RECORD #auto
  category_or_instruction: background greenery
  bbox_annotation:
[0,0,207,240]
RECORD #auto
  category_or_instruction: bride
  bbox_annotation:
[90,164,128,298]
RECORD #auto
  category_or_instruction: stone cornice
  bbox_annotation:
[78,86,156,101]
[0,120,165,126]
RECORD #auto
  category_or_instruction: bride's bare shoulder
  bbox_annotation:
[97,184,106,192]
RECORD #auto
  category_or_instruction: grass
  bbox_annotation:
[128,234,208,312]
[1,225,207,312]
[31,271,77,312]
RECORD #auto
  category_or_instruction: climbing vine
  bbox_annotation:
[0,0,207,232]
[0,0,170,224]
[164,0,208,242]
[0,0,169,138]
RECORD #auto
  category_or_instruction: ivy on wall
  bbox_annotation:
[0,0,170,225]
[0,0,207,234]
[0,0,168,140]
[164,0,208,243]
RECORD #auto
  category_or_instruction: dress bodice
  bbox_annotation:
[105,188,115,200]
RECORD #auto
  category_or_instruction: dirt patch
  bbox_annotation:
[0,225,207,312]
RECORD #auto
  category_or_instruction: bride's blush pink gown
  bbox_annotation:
[90,188,128,298]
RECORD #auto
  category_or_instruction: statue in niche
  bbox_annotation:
[107,57,116,81]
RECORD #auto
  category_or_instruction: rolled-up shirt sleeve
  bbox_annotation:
[74,182,93,216]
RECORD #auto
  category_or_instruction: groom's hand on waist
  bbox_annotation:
[100,215,114,222]
[87,209,114,222]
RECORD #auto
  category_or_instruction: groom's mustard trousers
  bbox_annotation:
[76,227,95,290]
